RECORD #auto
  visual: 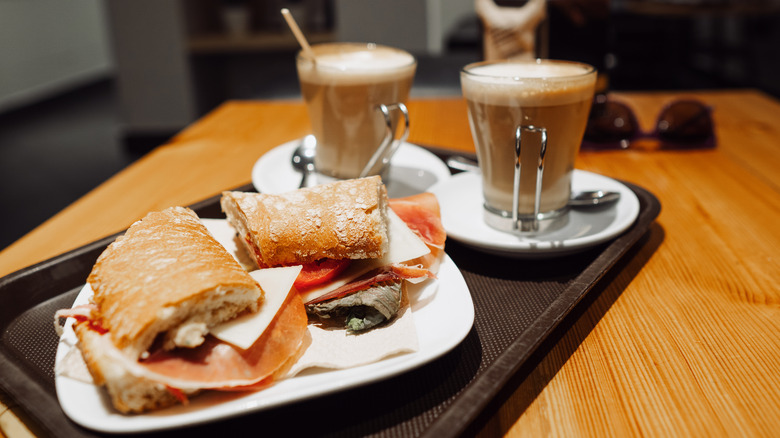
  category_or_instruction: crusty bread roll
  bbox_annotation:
[86,206,263,360]
[221,176,389,267]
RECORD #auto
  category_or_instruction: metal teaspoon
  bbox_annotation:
[291,135,317,188]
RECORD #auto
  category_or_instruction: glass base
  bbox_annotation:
[483,204,570,234]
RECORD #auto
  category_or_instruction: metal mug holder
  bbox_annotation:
[360,103,410,178]
[514,124,546,233]
[484,124,568,234]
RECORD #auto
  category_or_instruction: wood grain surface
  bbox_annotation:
[1,91,778,437]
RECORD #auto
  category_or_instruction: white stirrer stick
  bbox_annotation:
[281,8,316,61]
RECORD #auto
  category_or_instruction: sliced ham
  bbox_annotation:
[138,290,307,389]
[55,304,96,323]
[389,192,446,249]
[390,263,436,282]
[55,304,107,335]
[72,287,307,391]
[389,192,446,274]
[305,264,433,305]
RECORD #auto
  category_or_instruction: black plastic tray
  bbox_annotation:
[0,150,660,437]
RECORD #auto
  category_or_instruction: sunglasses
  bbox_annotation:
[582,94,716,151]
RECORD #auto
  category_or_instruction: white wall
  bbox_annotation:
[0,0,114,113]
[426,0,476,54]
[335,0,429,53]
[104,0,197,133]
[335,0,475,55]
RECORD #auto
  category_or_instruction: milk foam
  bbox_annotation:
[461,61,596,106]
[468,62,588,79]
[298,44,416,84]
[316,50,414,70]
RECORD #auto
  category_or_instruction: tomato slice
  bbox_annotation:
[294,258,352,291]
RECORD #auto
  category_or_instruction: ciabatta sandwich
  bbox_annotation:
[221,176,446,332]
[56,207,308,413]
[221,175,389,268]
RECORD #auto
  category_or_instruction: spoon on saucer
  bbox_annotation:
[569,190,620,207]
[291,135,317,188]
[446,155,620,207]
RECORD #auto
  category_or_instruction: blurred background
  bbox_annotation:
[1,0,779,250]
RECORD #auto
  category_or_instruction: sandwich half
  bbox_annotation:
[221,175,389,268]
[56,206,307,413]
[222,177,446,332]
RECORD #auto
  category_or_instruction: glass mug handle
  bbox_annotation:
[360,103,410,178]
[513,124,547,232]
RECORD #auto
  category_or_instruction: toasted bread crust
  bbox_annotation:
[87,207,263,359]
[221,176,389,267]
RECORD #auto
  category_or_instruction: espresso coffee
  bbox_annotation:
[297,43,416,179]
[461,61,596,218]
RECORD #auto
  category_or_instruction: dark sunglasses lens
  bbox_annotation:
[656,101,713,143]
[584,100,638,143]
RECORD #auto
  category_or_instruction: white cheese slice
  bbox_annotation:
[380,208,432,266]
[210,265,302,350]
[299,209,430,303]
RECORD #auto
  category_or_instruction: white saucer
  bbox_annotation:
[252,138,451,198]
[429,170,641,258]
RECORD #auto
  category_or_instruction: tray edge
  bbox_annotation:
[421,181,662,437]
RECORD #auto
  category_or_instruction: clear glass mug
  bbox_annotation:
[460,59,597,233]
[296,43,416,180]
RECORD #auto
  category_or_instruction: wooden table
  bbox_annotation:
[1,90,778,437]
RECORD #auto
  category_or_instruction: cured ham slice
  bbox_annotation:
[390,263,436,282]
[305,265,432,305]
[389,193,446,273]
[138,290,307,389]
[389,192,446,249]
[55,304,106,335]
[67,283,308,393]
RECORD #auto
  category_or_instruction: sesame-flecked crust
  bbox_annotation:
[87,207,262,356]
[222,176,389,266]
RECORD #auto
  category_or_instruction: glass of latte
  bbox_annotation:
[460,59,597,233]
[296,43,416,180]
